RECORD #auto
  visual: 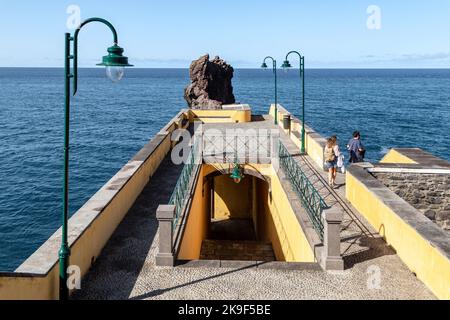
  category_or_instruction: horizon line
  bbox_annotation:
[3,66,450,70]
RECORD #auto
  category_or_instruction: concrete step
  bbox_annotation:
[200,239,276,262]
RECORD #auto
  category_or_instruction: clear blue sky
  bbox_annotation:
[2,0,450,68]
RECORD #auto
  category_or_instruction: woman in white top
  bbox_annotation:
[330,135,341,187]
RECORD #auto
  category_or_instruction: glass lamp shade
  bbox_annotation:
[106,66,125,82]
[97,44,133,82]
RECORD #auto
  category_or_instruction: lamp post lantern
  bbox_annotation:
[60,17,132,300]
[282,51,306,154]
[261,56,278,125]
[230,161,244,184]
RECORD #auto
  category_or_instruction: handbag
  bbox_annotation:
[337,154,344,168]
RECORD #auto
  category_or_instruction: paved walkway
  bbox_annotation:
[73,116,435,300]
[72,155,183,299]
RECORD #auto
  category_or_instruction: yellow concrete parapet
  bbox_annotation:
[346,164,450,300]
[0,273,56,300]
[380,149,418,164]
[159,109,189,134]
[269,104,326,170]
[188,104,252,123]
[0,110,187,300]
[380,148,450,168]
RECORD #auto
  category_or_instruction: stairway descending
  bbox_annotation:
[200,239,276,261]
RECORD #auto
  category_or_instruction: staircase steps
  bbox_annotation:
[200,239,276,261]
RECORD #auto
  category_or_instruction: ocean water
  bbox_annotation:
[0,68,449,271]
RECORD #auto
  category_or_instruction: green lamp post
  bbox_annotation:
[60,17,132,300]
[281,51,306,154]
[261,56,278,125]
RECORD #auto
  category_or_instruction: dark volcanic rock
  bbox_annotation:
[184,54,236,109]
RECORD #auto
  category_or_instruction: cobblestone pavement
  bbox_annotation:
[75,224,434,300]
[73,117,436,300]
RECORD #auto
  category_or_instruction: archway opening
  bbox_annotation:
[200,169,275,261]
[177,164,316,264]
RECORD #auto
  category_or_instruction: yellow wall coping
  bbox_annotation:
[189,104,252,123]
[380,149,419,164]
[269,104,319,136]
[381,148,450,168]
[269,104,327,170]
[221,104,251,111]
[15,158,148,274]
[157,109,189,134]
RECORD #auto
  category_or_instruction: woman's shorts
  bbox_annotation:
[325,159,338,169]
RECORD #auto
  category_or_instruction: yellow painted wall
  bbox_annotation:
[305,133,325,170]
[189,109,251,123]
[380,149,418,164]
[257,180,283,259]
[213,175,252,220]
[346,171,450,300]
[179,164,315,263]
[257,168,316,262]
[177,166,210,260]
[0,274,57,300]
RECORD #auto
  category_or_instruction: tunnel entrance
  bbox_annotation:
[176,164,315,264]
[200,172,276,262]
[209,219,256,241]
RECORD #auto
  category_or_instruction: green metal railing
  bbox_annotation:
[170,140,200,229]
[278,142,326,240]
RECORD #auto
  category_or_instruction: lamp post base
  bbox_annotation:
[58,244,70,300]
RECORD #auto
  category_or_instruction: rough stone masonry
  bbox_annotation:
[184,54,235,109]
[373,173,450,232]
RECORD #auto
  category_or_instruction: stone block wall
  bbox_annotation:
[372,173,450,232]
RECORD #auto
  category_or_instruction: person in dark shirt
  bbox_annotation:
[347,131,365,163]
